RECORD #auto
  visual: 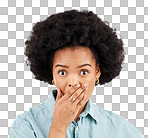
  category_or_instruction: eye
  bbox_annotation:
[80,70,88,76]
[58,70,66,76]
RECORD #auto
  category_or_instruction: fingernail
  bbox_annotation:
[84,84,88,87]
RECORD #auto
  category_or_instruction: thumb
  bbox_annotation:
[55,88,62,104]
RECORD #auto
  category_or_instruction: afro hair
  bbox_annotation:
[24,9,125,86]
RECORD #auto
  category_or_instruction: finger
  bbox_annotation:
[55,88,62,104]
[68,86,87,107]
[60,84,81,102]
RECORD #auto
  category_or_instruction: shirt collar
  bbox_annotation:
[44,89,99,124]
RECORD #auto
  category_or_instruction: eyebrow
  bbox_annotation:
[55,64,92,69]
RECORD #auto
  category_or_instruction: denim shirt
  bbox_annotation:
[9,89,143,138]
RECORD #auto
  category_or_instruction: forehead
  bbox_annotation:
[53,46,95,63]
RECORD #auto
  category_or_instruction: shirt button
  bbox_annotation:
[76,126,78,131]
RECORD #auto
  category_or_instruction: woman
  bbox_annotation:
[9,10,143,138]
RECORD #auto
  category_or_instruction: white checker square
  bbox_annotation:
[80,0,88,7]
[96,95,104,103]
[136,87,144,95]
[24,71,32,79]
[0,111,8,119]
[120,87,128,95]
[32,79,40,87]
[120,7,128,15]
[145,127,148,135]
[144,79,148,87]
[124,55,128,64]
[32,15,40,23]
[136,7,144,15]
[8,87,16,95]
[136,71,144,79]
[136,23,144,31]
[104,7,112,15]
[0,128,8,135]
[112,79,120,87]
[144,111,148,119]
[32,0,40,7]
[48,0,56,7]
[24,23,33,31]
[88,7,97,14]
[8,23,16,31]
[0,0,8,7]
[120,23,128,31]
[144,47,148,55]
[24,103,32,111]
[16,47,24,55]
[144,31,148,39]
[136,55,144,63]
[16,15,24,23]
[16,0,24,7]
[8,119,14,127]
[144,95,148,103]
[128,79,136,87]
[104,87,112,95]
[8,71,16,79]
[16,79,24,87]
[128,0,136,7]
[8,39,16,47]
[24,87,32,95]
[144,15,148,23]
[112,15,120,23]
[128,15,136,23]
[120,103,128,111]
[144,64,148,73]
[0,31,8,39]
[136,103,144,111]
[0,79,8,87]
[8,7,16,15]
[120,71,128,79]
[128,47,136,55]
[24,7,32,15]
[96,0,104,7]
[104,103,112,111]
[40,87,48,95]
[128,63,136,71]
[0,47,8,55]
[64,0,72,7]
[0,63,8,71]
[136,39,144,47]
[40,7,48,15]
[56,8,65,15]
[8,103,16,111]
[32,95,40,103]
[16,31,24,39]
[0,15,8,23]
[112,0,120,7]
[128,111,136,119]
[16,95,24,103]
[8,55,16,63]
[112,95,120,103]
[128,95,136,103]
[136,119,144,127]
[128,31,136,39]
[0,95,8,103]
[16,63,24,71]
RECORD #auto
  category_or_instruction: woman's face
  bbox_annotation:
[52,46,101,101]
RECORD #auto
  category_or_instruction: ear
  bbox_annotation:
[96,64,101,79]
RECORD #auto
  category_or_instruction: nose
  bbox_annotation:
[68,76,80,87]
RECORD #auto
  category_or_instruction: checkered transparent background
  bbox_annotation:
[0,0,148,137]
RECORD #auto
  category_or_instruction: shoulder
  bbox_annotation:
[95,105,143,137]
[9,101,48,137]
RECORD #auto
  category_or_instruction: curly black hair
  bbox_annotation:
[24,9,125,86]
